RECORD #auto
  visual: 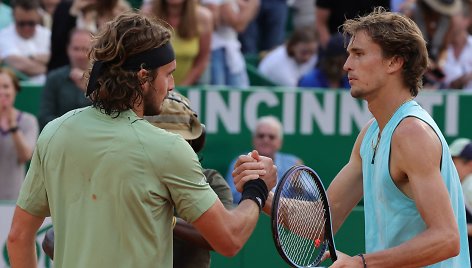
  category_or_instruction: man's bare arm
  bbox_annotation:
[5,55,47,76]
[192,154,276,257]
[327,120,369,234]
[8,206,45,268]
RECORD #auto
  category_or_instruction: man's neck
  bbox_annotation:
[133,105,144,118]
[367,86,413,132]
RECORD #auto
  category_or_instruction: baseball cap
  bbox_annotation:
[144,92,203,140]
[449,138,472,160]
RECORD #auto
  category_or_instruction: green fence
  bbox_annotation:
[13,85,472,267]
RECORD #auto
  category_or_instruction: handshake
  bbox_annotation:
[232,150,277,211]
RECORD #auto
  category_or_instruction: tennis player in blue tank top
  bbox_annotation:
[235,7,470,267]
[318,8,470,267]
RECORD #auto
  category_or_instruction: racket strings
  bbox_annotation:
[276,170,328,266]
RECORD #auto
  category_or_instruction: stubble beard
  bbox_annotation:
[142,89,162,116]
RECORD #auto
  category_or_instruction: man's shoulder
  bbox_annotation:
[277,152,301,163]
[42,107,88,131]
[137,123,193,155]
[37,108,86,147]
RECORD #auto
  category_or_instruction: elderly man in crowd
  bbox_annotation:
[226,115,303,204]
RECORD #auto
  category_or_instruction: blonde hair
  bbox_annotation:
[151,0,199,39]
[0,67,20,92]
[343,7,428,96]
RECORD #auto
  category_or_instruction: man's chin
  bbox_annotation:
[350,88,363,99]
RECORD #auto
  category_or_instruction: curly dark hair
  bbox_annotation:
[87,11,172,116]
[342,7,428,96]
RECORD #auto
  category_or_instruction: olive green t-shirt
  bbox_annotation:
[17,107,218,268]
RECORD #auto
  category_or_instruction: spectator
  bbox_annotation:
[0,0,13,30]
[0,0,51,84]
[298,33,349,89]
[146,92,233,268]
[47,0,131,72]
[226,115,303,203]
[410,0,461,89]
[141,0,213,86]
[315,0,389,48]
[39,0,61,29]
[238,0,289,55]
[0,67,38,200]
[201,0,258,87]
[258,26,318,87]
[449,138,472,264]
[290,0,315,30]
[38,28,92,130]
[443,3,472,90]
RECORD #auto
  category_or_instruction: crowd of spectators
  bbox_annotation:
[1,0,472,90]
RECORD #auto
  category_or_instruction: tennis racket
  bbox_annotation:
[271,165,337,268]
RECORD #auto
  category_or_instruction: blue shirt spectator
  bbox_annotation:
[298,33,349,89]
[225,116,303,204]
[298,68,350,89]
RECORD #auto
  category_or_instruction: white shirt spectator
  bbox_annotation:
[0,24,51,83]
[443,35,472,91]
[258,45,317,87]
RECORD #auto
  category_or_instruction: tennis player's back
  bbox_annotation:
[39,106,183,267]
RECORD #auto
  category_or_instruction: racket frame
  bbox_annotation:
[271,165,338,267]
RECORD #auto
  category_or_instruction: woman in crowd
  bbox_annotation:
[47,0,131,71]
[258,26,318,87]
[0,67,38,200]
[201,0,258,87]
[142,0,213,86]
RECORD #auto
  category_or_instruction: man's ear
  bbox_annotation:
[387,56,404,74]
[137,69,149,91]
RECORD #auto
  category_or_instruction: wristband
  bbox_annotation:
[9,126,19,133]
[357,253,367,268]
[239,178,269,211]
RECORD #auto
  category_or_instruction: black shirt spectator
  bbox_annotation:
[315,0,390,47]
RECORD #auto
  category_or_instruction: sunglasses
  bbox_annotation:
[256,133,277,140]
[16,20,37,28]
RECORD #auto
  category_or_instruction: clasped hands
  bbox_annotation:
[232,150,277,195]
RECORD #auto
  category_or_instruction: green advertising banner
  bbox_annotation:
[15,85,472,183]
[175,87,472,186]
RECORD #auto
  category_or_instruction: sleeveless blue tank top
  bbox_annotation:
[360,100,470,267]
